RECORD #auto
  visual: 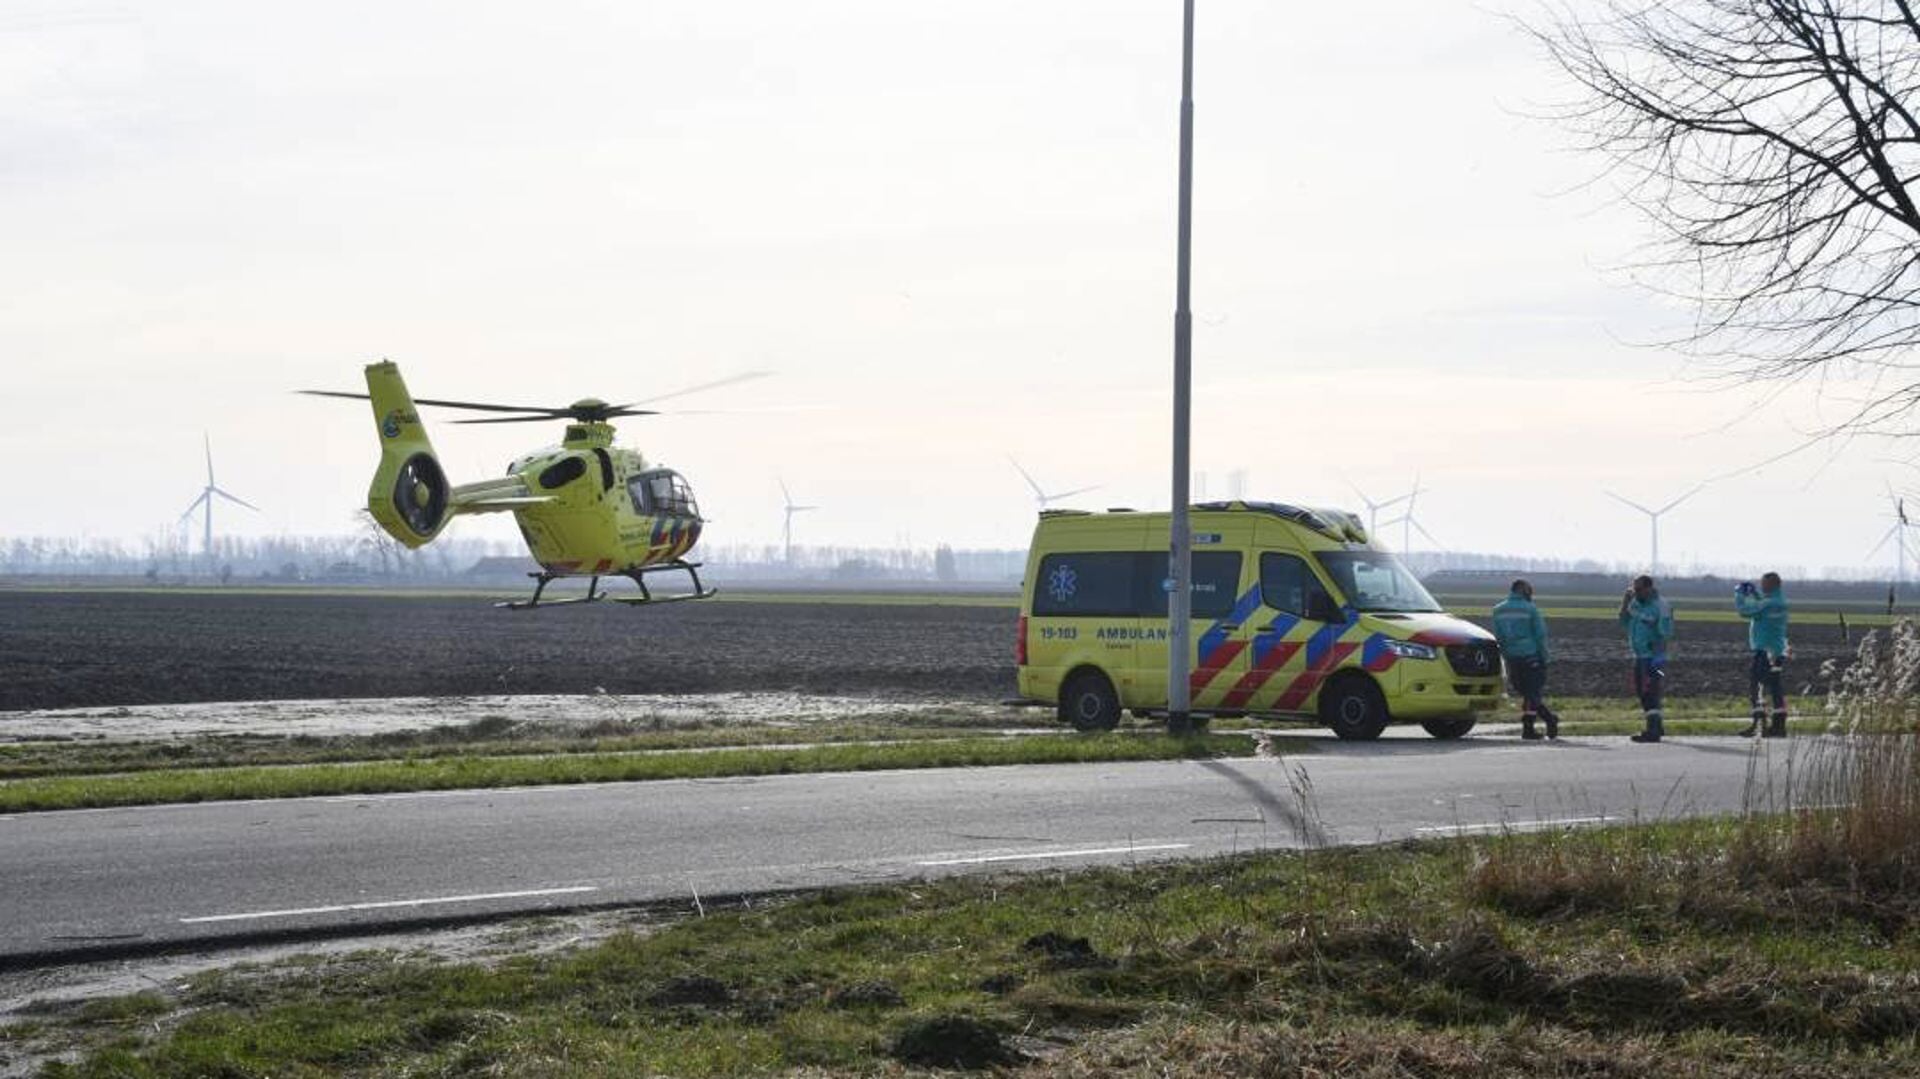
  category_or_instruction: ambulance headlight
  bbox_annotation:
[1383,639,1438,661]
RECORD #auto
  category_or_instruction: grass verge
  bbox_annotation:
[0,709,1038,781]
[0,695,1790,796]
[12,817,1918,1077]
[0,733,1250,814]
[1475,695,1835,738]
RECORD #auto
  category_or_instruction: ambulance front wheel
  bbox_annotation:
[1321,676,1389,741]
[1060,671,1121,732]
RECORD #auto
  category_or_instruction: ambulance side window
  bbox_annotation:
[1259,552,1316,617]
[1033,553,1140,617]
[1187,551,1242,619]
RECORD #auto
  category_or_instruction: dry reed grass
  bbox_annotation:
[1736,618,1920,895]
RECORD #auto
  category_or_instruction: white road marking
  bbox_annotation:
[1416,815,1618,837]
[916,843,1190,867]
[179,886,598,924]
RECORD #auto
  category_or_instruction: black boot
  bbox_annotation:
[1739,709,1763,738]
[1521,713,1542,741]
[1630,710,1664,744]
[1765,710,1788,738]
[1542,706,1560,740]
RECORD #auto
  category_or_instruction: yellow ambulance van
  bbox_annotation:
[1014,502,1502,739]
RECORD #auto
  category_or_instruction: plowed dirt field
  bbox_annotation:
[0,590,1859,712]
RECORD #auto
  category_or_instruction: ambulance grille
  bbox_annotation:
[1445,641,1500,678]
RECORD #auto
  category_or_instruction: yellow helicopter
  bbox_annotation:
[304,360,759,609]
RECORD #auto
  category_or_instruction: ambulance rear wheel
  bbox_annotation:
[1421,717,1476,740]
[1060,671,1121,732]
[1321,677,1389,741]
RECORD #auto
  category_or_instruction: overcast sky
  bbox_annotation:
[2,0,1907,576]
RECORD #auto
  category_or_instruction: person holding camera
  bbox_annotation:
[1620,575,1674,744]
[1492,578,1559,740]
[1734,572,1791,738]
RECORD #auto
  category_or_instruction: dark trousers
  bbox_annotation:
[1749,650,1786,711]
[1509,656,1557,722]
[1632,656,1665,723]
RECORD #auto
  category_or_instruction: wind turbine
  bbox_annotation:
[1382,476,1441,552]
[178,434,258,567]
[1009,457,1098,509]
[779,478,816,565]
[1867,483,1919,600]
[1606,483,1705,576]
[1346,480,1412,539]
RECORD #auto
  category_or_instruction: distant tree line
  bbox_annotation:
[2,531,1888,585]
[0,529,520,582]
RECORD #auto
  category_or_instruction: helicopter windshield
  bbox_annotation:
[630,469,700,519]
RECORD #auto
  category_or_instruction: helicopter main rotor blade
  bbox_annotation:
[620,370,773,409]
[413,397,584,414]
[306,375,766,419]
[449,410,659,425]
[301,390,570,416]
[447,414,573,425]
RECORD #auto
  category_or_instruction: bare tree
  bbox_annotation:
[356,508,400,576]
[1529,1,1920,432]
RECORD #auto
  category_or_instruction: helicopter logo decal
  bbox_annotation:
[1047,563,1078,605]
[381,409,406,438]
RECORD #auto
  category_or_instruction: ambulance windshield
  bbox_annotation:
[1313,551,1442,613]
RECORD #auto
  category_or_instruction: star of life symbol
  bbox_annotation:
[1047,564,1078,605]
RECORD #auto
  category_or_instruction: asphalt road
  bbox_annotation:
[0,733,1820,968]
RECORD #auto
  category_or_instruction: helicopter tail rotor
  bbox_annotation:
[363,361,452,547]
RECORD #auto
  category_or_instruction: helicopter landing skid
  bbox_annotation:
[497,561,718,610]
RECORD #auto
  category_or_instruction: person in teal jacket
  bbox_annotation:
[1734,572,1790,738]
[1492,579,1559,740]
[1619,575,1674,743]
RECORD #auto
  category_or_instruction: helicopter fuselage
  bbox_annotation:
[489,421,704,577]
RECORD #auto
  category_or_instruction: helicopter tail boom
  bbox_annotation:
[362,361,453,548]
[449,476,550,514]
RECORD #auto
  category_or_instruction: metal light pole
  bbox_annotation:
[1166,0,1196,734]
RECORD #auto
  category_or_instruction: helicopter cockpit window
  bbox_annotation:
[629,469,700,518]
